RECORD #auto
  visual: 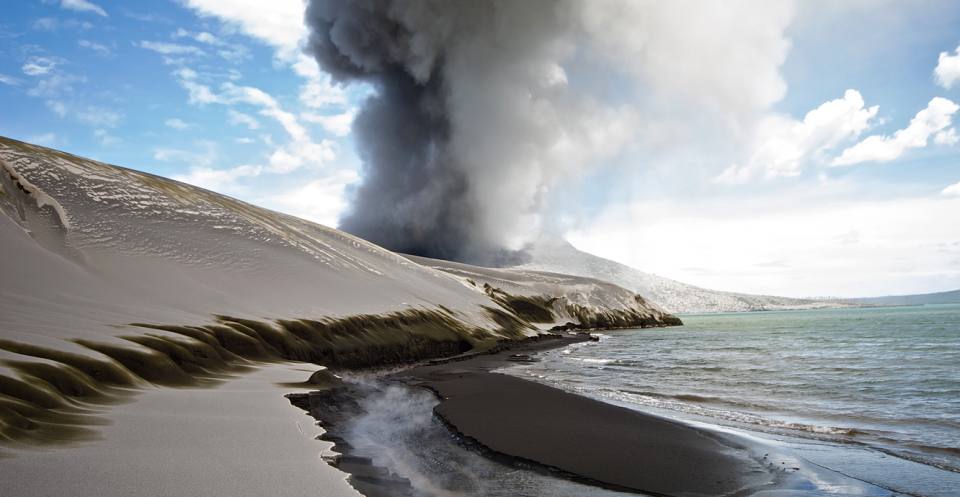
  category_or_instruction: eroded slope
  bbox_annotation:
[0,136,679,447]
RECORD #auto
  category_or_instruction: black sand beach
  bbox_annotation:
[398,336,773,496]
[293,335,778,497]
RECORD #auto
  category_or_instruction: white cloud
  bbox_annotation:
[46,100,67,117]
[123,11,169,23]
[568,194,960,298]
[93,128,119,146]
[227,109,260,129]
[78,39,111,56]
[259,169,360,227]
[32,17,58,31]
[27,133,58,146]
[718,89,878,183]
[944,181,960,196]
[174,28,220,45]
[301,109,356,137]
[22,56,61,76]
[154,142,219,168]
[32,17,93,31]
[179,0,307,57]
[61,0,108,17]
[168,66,337,178]
[138,41,204,56]
[75,105,123,127]
[172,67,221,105]
[173,28,249,62]
[0,74,20,86]
[299,78,347,109]
[172,164,262,193]
[833,97,960,166]
[265,139,335,174]
[27,73,83,98]
[293,54,348,109]
[577,0,794,124]
[934,127,959,146]
[177,1,349,124]
[45,100,122,127]
[221,82,309,142]
[164,118,191,130]
[935,45,960,89]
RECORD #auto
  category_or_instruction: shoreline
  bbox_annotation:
[398,336,776,497]
[292,333,784,497]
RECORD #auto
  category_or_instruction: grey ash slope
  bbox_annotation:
[845,289,960,306]
[0,135,677,447]
[516,236,855,314]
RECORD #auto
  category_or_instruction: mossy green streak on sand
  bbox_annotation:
[0,304,676,449]
[0,309,468,447]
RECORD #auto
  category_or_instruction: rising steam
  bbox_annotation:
[304,0,794,263]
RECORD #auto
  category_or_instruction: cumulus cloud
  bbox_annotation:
[718,89,878,183]
[180,0,306,57]
[60,0,108,17]
[832,97,960,166]
[260,169,360,227]
[943,181,960,196]
[292,54,347,108]
[172,164,263,192]
[934,127,959,146]
[935,45,960,89]
[301,109,355,137]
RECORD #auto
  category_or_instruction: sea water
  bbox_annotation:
[502,304,960,497]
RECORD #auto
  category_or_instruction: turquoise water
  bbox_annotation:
[503,305,960,496]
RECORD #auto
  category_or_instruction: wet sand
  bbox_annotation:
[398,335,775,496]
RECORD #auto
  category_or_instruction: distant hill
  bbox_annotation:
[514,237,854,314]
[845,289,960,307]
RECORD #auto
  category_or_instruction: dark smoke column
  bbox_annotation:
[305,0,478,262]
[304,0,572,265]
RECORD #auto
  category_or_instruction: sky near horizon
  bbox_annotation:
[1,0,959,298]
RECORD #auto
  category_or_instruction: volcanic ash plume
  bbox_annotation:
[304,0,794,264]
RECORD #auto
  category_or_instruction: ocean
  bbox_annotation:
[502,304,960,497]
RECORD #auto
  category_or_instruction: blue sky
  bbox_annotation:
[1,0,959,297]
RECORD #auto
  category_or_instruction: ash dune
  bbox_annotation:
[0,135,677,469]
